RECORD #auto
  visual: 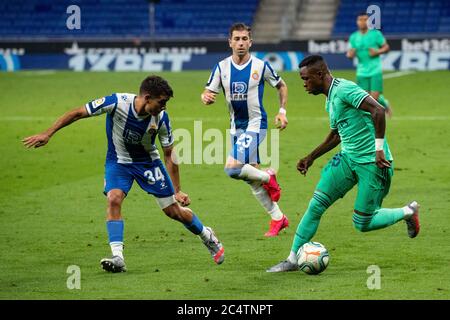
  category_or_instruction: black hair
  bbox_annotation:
[229,22,252,38]
[298,55,326,69]
[139,75,173,98]
[357,12,369,17]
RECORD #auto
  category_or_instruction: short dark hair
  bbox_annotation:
[299,55,326,69]
[229,22,252,38]
[357,12,369,17]
[139,75,173,98]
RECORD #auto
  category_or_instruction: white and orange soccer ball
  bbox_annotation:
[297,242,330,275]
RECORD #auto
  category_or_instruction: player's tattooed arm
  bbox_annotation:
[359,96,391,169]
[201,89,217,105]
[297,130,341,176]
[163,145,191,207]
[22,106,89,148]
[275,80,288,130]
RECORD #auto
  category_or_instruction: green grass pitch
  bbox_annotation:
[1,70,449,299]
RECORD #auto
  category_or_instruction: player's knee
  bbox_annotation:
[163,203,188,222]
[107,192,124,209]
[308,191,332,217]
[224,167,242,179]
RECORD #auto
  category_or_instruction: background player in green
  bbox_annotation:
[347,12,392,116]
[267,55,421,272]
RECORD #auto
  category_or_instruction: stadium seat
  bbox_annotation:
[333,0,450,36]
[0,0,259,39]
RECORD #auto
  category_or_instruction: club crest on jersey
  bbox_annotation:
[252,70,259,80]
[231,82,248,101]
[93,97,105,107]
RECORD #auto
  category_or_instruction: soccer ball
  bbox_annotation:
[297,242,330,275]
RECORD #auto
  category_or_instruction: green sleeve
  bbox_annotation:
[337,81,370,108]
[348,33,355,48]
[330,120,337,130]
[375,30,386,47]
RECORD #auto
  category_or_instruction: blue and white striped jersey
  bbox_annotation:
[205,55,281,134]
[85,93,173,164]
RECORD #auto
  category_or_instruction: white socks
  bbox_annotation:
[287,251,298,264]
[110,241,124,260]
[199,226,212,242]
[249,182,283,221]
[239,164,270,183]
[268,204,284,221]
[402,204,414,219]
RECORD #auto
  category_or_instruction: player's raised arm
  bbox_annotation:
[22,106,89,148]
[358,95,390,169]
[297,130,341,176]
[275,80,288,130]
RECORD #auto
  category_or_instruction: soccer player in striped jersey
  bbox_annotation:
[267,55,420,272]
[23,75,225,272]
[201,23,290,237]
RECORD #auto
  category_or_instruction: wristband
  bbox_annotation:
[278,108,286,115]
[375,138,384,151]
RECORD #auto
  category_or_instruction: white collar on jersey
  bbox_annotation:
[230,55,253,70]
[130,95,151,121]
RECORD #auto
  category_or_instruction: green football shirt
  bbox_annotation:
[326,78,393,164]
[348,29,386,77]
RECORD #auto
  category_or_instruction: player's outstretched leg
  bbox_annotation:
[163,203,225,265]
[200,226,225,264]
[266,260,299,273]
[353,202,421,238]
[405,201,420,238]
[225,163,281,202]
[248,181,288,237]
[267,192,331,272]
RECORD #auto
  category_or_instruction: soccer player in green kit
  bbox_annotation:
[267,55,420,272]
[347,13,392,116]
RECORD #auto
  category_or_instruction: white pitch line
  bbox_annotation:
[383,71,416,79]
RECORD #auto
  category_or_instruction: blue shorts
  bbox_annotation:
[104,160,175,198]
[229,129,266,164]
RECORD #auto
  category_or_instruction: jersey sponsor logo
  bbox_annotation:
[93,97,105,107]
[231,82,248,101]
[232,82,247,94]
[124,129,142,145]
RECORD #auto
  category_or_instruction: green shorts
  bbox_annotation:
[315,153,393,214]
[357,73,383,93]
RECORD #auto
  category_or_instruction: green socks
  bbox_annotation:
[353,208,405,232]
[290,192,330,254]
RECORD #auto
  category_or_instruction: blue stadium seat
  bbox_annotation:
[333,0,450,36]
[0,0,259,39]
